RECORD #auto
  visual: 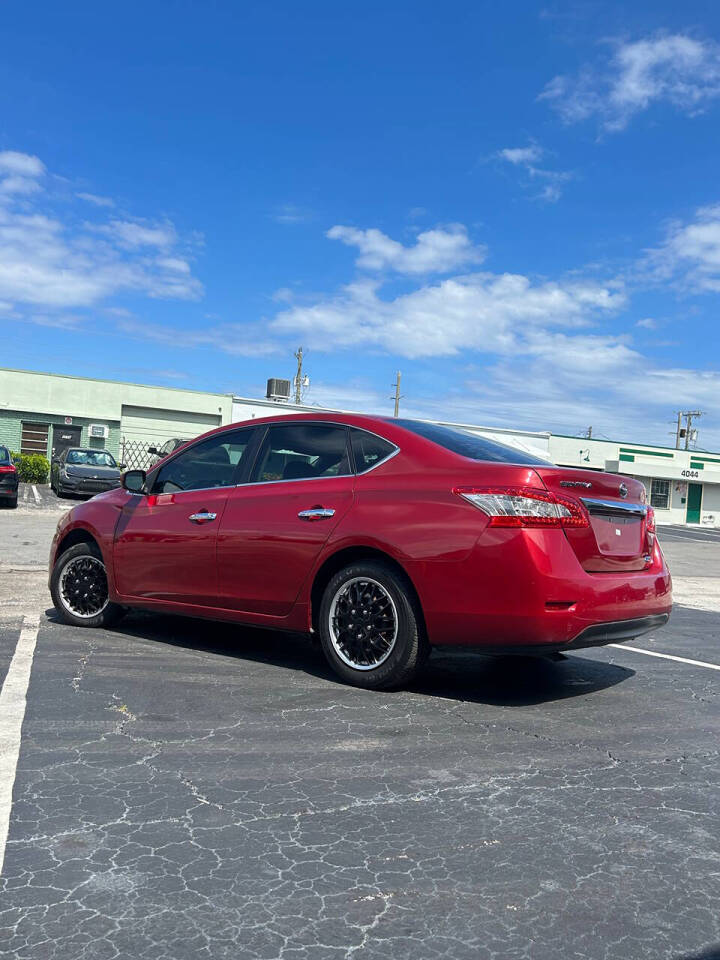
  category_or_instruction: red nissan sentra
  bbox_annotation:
[49,414,672,689]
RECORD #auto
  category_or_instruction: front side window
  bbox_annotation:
[0,446,10,465]
[152,430,252,493]
[350,429,397,473]
[67,450,117,468]
[650,478,671,510]
[251,424,350,483]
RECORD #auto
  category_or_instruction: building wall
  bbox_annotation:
[0,368,233,457]
[0,408,122,459]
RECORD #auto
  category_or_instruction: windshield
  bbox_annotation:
[66,450,117,468]
[394,419,551,466]
[0,445,10,465]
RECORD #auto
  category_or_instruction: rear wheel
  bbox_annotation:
[50,542,125,628]
[318,561,427,690]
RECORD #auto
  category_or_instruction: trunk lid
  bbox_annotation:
[533,466,650,572]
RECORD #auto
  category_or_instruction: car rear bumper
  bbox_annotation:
[409,527,672,650]
[0,483,18,496]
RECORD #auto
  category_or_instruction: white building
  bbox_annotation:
[231,394,717,528]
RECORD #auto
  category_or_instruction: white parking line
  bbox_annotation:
[610,643,720,671]
[0,615,40,875]
[31,485,40,505]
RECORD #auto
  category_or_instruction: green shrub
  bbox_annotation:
[12,453,50,484]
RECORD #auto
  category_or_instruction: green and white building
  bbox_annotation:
[0,367,233,465]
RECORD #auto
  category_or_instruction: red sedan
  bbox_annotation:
[49,414,672,689]
[0,445,18,508]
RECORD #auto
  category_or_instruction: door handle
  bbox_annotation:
[189,512,217,524]
[298,507,336,521]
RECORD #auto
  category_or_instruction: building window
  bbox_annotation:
[650,478,671,510]
[21,422,49,456]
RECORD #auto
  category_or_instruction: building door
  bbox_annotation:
[51,424,82,459]
[686,483,703,524]
[20,422,49,457]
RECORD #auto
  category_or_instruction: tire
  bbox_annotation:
[318,561,428,690]
[8,494,17,509]
[50,542,125,628]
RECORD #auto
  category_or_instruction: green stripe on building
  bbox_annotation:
[690,462,705,470]
[619,453,635,462]
[688,455,720,464]
[619,447,674,459]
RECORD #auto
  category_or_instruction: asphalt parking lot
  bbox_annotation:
[1,487,719,960]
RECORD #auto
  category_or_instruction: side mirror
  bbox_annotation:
[118,463,126,470]
[147,446,159,456]
[122,469,147,494]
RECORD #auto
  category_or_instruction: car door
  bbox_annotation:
[216,422,355,617]
[113,428,255,606]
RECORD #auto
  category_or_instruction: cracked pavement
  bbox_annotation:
[0,503,719,959]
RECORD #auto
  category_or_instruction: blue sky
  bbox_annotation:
[3,1,720,446]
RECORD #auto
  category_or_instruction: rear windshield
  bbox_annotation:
[0,446,10,465]
[394,419,551,465]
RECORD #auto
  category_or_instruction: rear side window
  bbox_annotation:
[251,424,350,482]
[394,419,551,465]
[152,430,252,493]
[350,429,397,473]
[0,446,10,465]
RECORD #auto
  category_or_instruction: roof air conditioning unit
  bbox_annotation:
[266,378,291,402]
[89,423,109,439]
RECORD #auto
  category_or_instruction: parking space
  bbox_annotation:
[0,507,719,959]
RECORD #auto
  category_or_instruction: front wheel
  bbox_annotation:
[318,561,428,690]
[50,542,125,628]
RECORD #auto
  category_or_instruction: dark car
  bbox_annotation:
[147,438,186,467]
[0,445,18,508]
[48,414,672,690]
[50,448,123,498]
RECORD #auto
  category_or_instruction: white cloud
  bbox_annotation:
[76,191,115,208]
[327,224,486,274]
[272,203,312,224]
[0,153,202,311]
[0,151,45,177]
[636,317,656,329]
[117,317,280,357]
[496,143,571,202]
[273,267,625,359]
[0,150,46,196]
[647,203,720,292]
[499,145,544,166]
[96,218,177,249]
[540,33,720,131]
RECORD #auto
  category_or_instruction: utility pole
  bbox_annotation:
[674,410,703,449]
[685,411,702,450]
[586,426,593,439]
[391,371,402,418]
[293,347,304,405]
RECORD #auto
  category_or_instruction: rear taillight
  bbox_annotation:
[646,505,656,534]
[645,505,656,552]
[454,486,589,528]
[0,465,15,474]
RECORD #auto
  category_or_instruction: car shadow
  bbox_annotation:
[676,948,720,960]
[44,608,635,707]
